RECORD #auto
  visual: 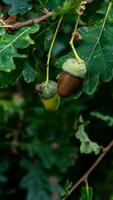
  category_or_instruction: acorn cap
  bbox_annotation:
[62,58,86,78]
[38,80,57,99]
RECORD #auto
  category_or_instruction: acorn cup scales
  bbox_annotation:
[57,58,86,97]
[35,80,60,111]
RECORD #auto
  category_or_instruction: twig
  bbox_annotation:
[2,12,53,30]
[62,140,113,200]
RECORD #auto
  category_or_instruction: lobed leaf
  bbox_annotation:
[0,25,39,73]
[20,159,52,200]
[3,0,32,15]
[56,6,113,96]
[75,121,101,155]
[78,24,113,94]
[23,64,36,83]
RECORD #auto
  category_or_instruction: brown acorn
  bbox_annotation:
[57,58,86,97]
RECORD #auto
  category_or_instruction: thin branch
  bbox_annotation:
[62,140,113,200]
[2,12,53,30]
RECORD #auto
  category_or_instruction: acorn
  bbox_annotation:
[57,58,86,97]
[35,80,60,111]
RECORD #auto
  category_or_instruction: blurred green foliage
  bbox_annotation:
[0,0,113,200]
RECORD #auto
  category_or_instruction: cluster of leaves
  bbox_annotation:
[0,0,113,200]
[56,1,113,96]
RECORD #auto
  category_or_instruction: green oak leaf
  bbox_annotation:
[78,24,113,94]
[75,120,101,155]
[56,5,113,96]
[47,0,64,10]
[97,3,113,23]
[0,25,39,72]
[91,111,113,127]
[53,0,83,18]
[14,25,39,49]
[0,47,25,72]
[0,68,23,88]
[3,0,32,15]
[23,64,36,83]
[0,23,6,36]
[20,159,51,200]
[53,0,73,18]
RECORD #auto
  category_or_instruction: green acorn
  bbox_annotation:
[57,58,86,97]
[35,80,60,111]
